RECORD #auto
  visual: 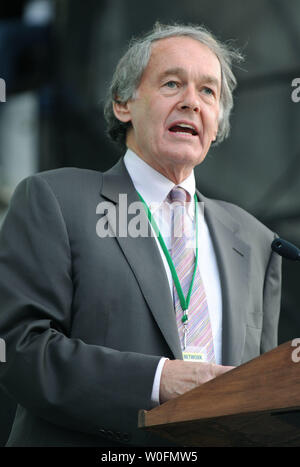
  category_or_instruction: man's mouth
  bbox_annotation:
[168,122,199,136]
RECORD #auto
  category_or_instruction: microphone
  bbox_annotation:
[271,238,300,261]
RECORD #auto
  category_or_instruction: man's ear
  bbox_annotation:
[113,99,132,123]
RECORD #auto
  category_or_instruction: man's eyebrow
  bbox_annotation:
[158,67,186,80]
[201,75,220,88]
[158,68,220,88]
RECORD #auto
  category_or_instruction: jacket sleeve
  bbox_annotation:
[261,240,282,354]
[0,174,161,442]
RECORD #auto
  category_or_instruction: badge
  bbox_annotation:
[182,346,207,362]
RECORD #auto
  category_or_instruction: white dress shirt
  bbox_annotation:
[124,149,222,405]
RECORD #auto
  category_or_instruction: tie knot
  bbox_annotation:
[169,187,188,204]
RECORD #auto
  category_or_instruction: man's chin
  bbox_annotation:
[162,150,204,167]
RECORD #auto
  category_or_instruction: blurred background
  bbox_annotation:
[0,0,300,445]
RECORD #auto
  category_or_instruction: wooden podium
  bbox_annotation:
[138,340,300,446]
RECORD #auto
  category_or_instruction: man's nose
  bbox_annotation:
[177,86,200,112]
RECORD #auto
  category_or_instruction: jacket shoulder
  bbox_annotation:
[205,197,275,241]
[17,167,104,202]
[33,167,103,187]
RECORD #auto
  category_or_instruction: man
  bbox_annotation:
[0,23,281,446]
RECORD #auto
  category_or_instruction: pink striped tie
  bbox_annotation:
[169,187,215,362]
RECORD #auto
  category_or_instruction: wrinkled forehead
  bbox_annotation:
[139,36,222,94]
[146,36,221,80]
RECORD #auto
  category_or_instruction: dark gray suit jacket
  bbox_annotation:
[0,158,281,446]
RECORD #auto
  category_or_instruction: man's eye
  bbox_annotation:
[203,87,214,96]
[165,81,178,89]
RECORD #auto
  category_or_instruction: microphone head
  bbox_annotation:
[271,238,300,261]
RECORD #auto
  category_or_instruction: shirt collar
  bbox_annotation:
[124,149,196,218]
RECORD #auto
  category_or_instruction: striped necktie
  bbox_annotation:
[169,186,215,362]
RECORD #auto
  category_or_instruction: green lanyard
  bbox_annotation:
[137,191,199,325]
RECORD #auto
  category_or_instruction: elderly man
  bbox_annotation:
[0,23,281,447]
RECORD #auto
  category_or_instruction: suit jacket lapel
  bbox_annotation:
[197,191,251,366]
[101,159,182,359]
[101,159,250,364]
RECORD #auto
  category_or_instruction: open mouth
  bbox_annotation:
[168,123,198,136]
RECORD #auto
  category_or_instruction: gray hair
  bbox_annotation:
[104,22,243,147]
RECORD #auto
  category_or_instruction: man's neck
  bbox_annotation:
[126,146,193,185]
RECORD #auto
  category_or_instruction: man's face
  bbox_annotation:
[115,36,222,180]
